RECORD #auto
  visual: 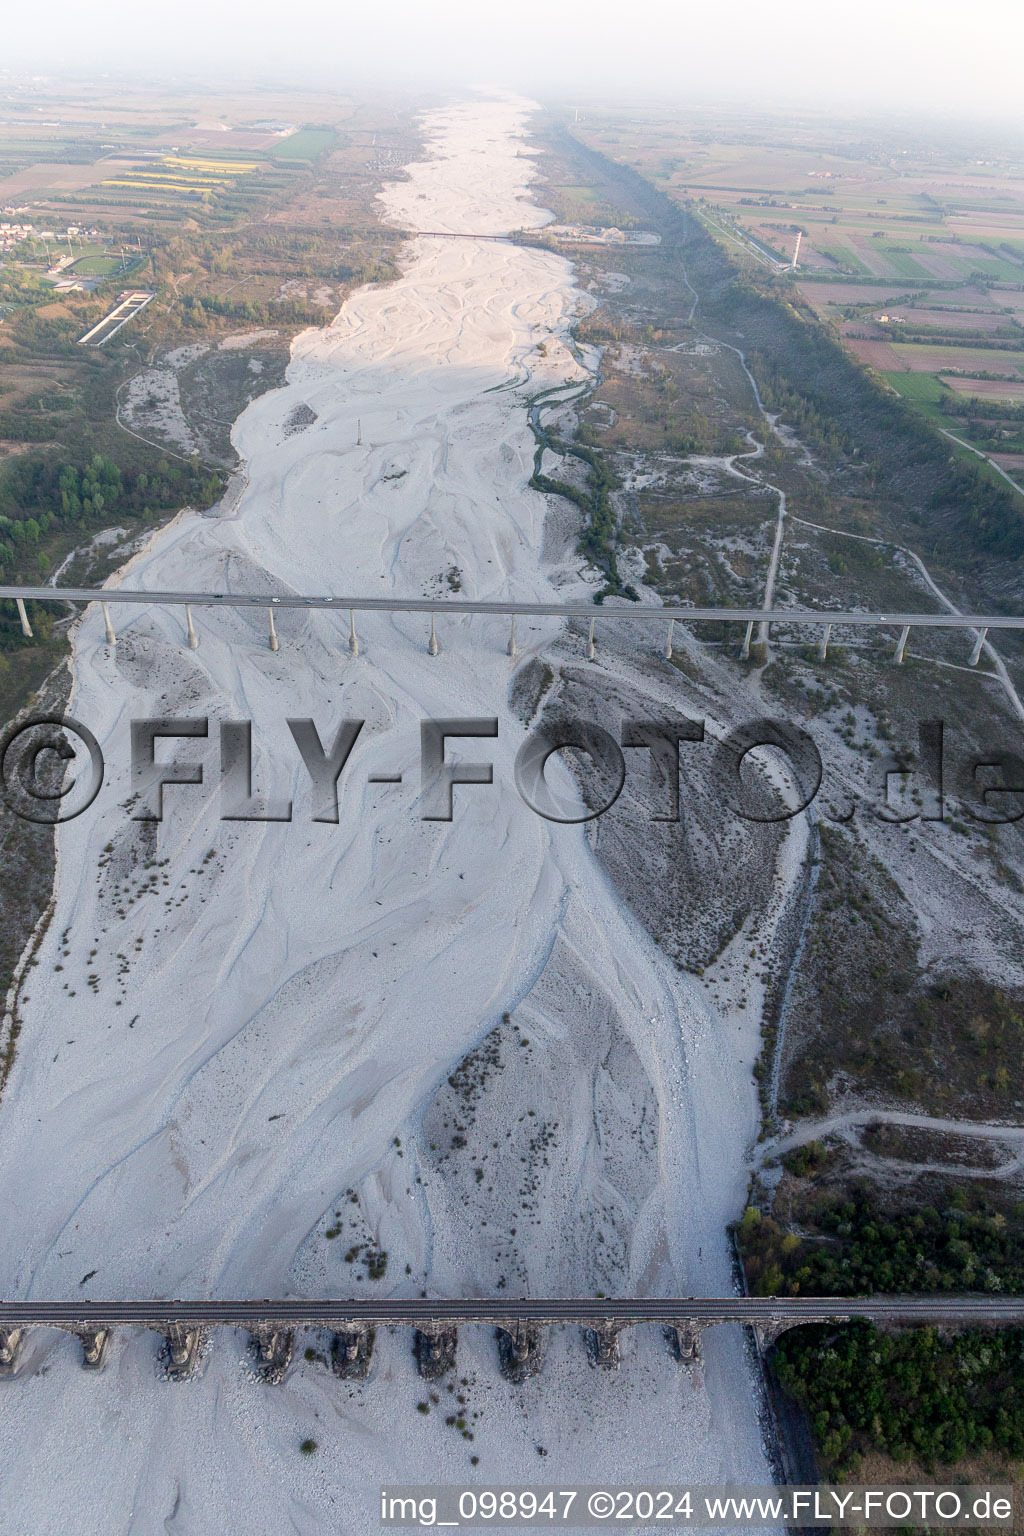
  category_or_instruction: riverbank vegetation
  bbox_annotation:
[736,1180,1024,1298]
[531,432,636,599]
[0,87,419,1090]
[775,1321,1024,1476]
[538,112,1024,1495]
[735,1150,1024,1477]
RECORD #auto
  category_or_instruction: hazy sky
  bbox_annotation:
[6,0,1024,123]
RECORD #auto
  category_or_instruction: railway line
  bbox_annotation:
[3,1295,1020,1382]
[3,1295,1024,1326]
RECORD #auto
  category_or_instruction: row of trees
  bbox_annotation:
[530,432,637,601]
[172,294,334,332]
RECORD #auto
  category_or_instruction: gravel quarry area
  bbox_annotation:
[0,98,783,1533]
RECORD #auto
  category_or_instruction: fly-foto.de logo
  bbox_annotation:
[0,713,1021,828]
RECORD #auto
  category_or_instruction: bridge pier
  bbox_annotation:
[414,1325,457,1379]
[740,620,753,661]
[331,1326,375,1380]
[969,626,988,666]
[751,1314,845,1352]
[1,1300,980,1382]
[668,1318,704,1375]
[0,1327,25,1375]
[75,1326,112,1371]
[817,622,831,662]
[893,624,911,665]
[161,1322,205,1380]
[752,1317,799,1353]
[582,1320,625,1369]
[251,1327,293,1384]
[495,1321,547,1382]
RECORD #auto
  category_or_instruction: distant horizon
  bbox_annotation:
[2,69,1022,142]
[1,0,1021,126]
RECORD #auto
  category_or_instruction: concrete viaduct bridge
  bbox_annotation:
[2,1296,1022,1384]
[3,585,1022,667]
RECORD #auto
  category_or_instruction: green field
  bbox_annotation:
[882,368,978,435]
[880,371,950,405]
[882,371,1024,497]
[815,243,871,275]
[70,254,122,276]
[881,369,961,438]
[873,245,939,281]
[946,256,1024,282]
[274,129,335,161]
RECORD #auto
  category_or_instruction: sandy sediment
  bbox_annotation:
[0,98,779,1533]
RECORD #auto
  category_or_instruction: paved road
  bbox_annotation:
[4,585,1024,631]
[2,1297,1023,1327]
[789,513,1024,720]
[940,427,1024,500]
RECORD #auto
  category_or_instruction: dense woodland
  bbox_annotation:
[0,449,223,652]
[775,1321,1024,1475]
[736,1182,1024,1298]
[735,1180,1024,1475]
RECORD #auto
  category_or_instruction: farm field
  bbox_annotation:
[887,308,1021,332]
[877,371,973,438]
[0,75,417,525]
[797,281,944,307]
[572,106,1024,488]
[878,371,950,404]
[879,373,1024,487]
[891,342,1024,375]
[0,76,377,237]
[794,233,1024,284]
[0,160,117,198]
[273,128,336,159]
[944,377,1024,398]
[578,109,1024,287]
[801,283,1015,319]
[846,338,902,370]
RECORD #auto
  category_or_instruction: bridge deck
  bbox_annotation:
[2,1296,1022,1328]
[1,585,1020,631]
